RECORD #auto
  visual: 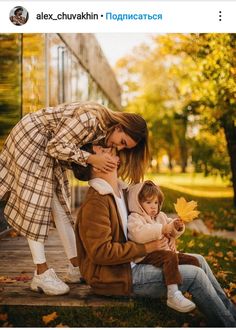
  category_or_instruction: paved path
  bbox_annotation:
[167,214,236,240]
[186,219,236,240]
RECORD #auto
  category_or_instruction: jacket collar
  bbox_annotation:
[88,178,129,239]
[88,178,128,197]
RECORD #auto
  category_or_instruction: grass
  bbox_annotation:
[0,303,206,328]
[146,173,236,231]
[146,172,233,198]
[0,232,235,328]
[178,229,236,288]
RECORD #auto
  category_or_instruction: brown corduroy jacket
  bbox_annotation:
[75,178,148,296]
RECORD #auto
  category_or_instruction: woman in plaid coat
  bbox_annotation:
[0,101,149,295]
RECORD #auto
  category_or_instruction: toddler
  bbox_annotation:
[127,180,200,313]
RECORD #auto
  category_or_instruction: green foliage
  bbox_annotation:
[191,129,231,178]
[116,33,236,202]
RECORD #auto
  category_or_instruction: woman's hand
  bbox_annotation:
[87,153,118,173]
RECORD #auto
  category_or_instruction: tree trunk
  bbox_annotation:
[167,152,173,171]
[179,142,188,173]
[222,118,236,207]
[204,163,209,176]
[176,112,188,173]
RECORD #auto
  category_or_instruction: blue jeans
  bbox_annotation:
[132,253,236,327]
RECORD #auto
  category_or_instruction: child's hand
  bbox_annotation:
[173,218,184,231]
[162,223,173,237]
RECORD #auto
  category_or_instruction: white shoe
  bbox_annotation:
[167,290,196,313]
[30,268,70,295]
[64,264,81,283]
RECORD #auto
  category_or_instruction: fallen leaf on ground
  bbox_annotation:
[13,274,32,282]
[181,322,190,327]
[55,323,69,327]
[205,255,220,268]
[187,240,195,248]
[215,252,224,258]
[0,313,8,321]
[0,276,16,283]
[0,274,31,283]
[216,271,228,281]
[42,312,58,325]
[226,251,235,261]
[184,292,192,299]
[208,251,215,256]
[2,321,12,327]
[229,282,236,294]
[224,288,231,298]
[9,230,20,238]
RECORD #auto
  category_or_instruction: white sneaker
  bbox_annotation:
[30,268,70,295]
[64,264,81,283]
[167,290,196,313]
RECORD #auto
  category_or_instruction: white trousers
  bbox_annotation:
[27,192,77,264]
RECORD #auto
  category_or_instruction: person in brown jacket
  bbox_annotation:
[74,145,236,327]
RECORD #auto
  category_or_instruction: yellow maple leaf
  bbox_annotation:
[174,197,200,222]
[42,312,58,325]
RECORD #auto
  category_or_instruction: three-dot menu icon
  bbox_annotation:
[219,10,222,21]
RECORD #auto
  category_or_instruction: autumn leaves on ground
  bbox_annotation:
[0,227,235,328]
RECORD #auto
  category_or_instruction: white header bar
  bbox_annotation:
[2,1,236,33]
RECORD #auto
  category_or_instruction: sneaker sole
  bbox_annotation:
[31,284,70,296]
[167,300,196,313]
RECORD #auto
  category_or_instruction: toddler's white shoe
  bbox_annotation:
[30,268,70,295]
[167,290,196,313]
[64,264,81,283]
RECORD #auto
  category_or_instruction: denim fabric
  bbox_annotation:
[132,253,236,327]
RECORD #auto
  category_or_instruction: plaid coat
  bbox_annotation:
[0,101,106,242]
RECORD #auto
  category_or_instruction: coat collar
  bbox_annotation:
[88,178,129,240]
[88,178,128,197]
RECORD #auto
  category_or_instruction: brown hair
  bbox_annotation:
[76,101,150,184]
[138,180,164,214]
[71,144,93,181]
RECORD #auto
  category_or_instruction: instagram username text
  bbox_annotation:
[36,11,163,21]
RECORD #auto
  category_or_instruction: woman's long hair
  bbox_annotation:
[77,101,150,183]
